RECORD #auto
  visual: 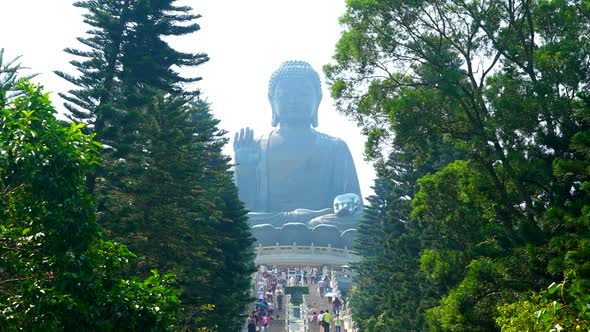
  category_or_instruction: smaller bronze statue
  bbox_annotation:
[309,193,363,231]
[246,208,333,227]
[248,193,363,231]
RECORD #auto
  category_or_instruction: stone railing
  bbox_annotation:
[330,269,358,332]
[251,222,357,249]
[254,244,360,266]
[285,294,307,331]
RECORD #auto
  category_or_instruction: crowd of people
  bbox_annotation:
[246,265,347,332]
[309,309,343,332]
[247,266,287,332]
[306,273,344,332]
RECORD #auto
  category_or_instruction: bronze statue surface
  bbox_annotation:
[233,61,362,232]
[308,193,364,231]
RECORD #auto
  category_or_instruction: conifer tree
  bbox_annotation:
[351,149,450,331]
[58,1,254,329]
[0,49,35,108]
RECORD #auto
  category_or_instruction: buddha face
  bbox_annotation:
[271,77,319,127]
[333,193,362,216]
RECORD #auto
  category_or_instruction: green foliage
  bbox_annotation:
[0,81,179,331]
[327,0,590,329]
[350,169,440,331]
[362,313,398,332]
[57,1,255,330]
[426,258,514,331]
[0,49,35,108]
[496,272,590,331]
[56,0,207,127]
[495,95,590,332]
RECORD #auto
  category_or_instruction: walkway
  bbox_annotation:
[244,267,355,332]
[302,285,330,332]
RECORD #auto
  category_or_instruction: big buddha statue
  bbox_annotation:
[233,61,361,226]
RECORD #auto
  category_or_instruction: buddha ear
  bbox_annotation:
[271,109,279,127]
[311,106,319,128]
[312,92,321,128]
[269,95,279,127]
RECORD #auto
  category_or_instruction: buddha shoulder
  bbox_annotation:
[314,131,350,151]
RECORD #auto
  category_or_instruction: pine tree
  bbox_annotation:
[178,101,256,330]
[0,49,35,108]
[58,1,254,329]
[351,161,440,331]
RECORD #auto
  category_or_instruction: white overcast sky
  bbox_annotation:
[0,0,376,200]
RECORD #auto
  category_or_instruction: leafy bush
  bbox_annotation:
[0,81,179,331]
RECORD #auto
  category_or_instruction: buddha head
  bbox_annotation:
[268,61,323,127]
[333,193,362,217]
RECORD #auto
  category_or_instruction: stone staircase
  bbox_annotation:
[244,269,351,332]
[241,297,289,332]
[246,283,331,332]
[302,283,333,332]
[270,303,287,331]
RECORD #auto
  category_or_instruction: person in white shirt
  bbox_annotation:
[266,290,274,302]
[275,288,284,310]
[318,279,325,297]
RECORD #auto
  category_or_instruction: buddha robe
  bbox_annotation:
[238,129,361,213]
